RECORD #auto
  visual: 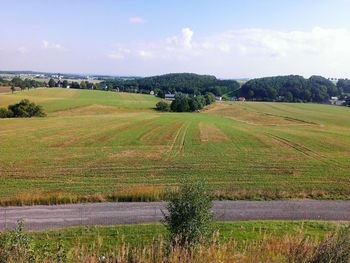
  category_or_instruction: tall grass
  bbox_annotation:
[1,225,350,262]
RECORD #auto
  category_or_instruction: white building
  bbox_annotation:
[165,94,175,101]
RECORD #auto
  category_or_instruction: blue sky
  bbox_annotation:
[1,0,350,78]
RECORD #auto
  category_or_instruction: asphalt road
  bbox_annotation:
[1,200,350,231]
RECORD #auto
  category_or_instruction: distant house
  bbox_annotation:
[330,97,339,105]
[336,100,346,106]
[150,90,155,95]
[238,97,246,102]
[329,96,345,106]
[215,96,222,101]
[165,94,175,101]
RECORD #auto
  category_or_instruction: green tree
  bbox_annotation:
[188,97,200,111]
[48,78,56,88]
[194,95,206,109]
[346,97,350,106]
[10,86,15,94]
[157,90,165,98]
[80,81,87,89]
[163,181,214,248]
[171,93,190,112]
[204,92,216,105]
[156,101,171,112]
[7,99,46,118]
[0,108,11,118]
[62,80,68,88]
[284,91,294,102]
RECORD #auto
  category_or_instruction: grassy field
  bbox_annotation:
[0,88,350,204]
[29,221,344,252]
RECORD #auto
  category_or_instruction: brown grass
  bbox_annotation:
[208,103,315,126]
[0,187,166,206]
[198,122,229,142]
[48,230,350,263]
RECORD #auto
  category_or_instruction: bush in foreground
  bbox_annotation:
[0,99,46,118]
[163,181,214,248]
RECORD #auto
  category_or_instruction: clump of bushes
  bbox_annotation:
[0,99,46,118]
[156,92,216,112]
[156,101,171,112]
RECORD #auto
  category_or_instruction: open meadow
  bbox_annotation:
[0,88,350,205]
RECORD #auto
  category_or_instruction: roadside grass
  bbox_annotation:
[2,221,350,262]
[29,221,344,253]
[0,89,350,205]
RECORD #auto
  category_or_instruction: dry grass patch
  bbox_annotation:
[209,103,315,126]
[50,104,126,116]
[109,147,166,161]
[199,122,229,142]
[0,86,11,93]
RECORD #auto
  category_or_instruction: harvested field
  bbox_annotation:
[0,89,350,205]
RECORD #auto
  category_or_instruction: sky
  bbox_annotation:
[1,0,350,78]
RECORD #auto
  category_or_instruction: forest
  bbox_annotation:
[240,75,343,102]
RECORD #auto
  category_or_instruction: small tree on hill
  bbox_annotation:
[170,93,190,112]
[156,101,170,112]
[163,181,214,249]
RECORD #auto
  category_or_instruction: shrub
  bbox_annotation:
[156,101,170,112]
[163,181,214,249]
[0,221,35,263]
[308,226,350,263]
[0,108,12,118]
[1,99,46,118]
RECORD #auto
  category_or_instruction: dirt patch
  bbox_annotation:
[0,86,11,93]
[199,122,229,142]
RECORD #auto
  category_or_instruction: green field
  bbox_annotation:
[0,88,350,204]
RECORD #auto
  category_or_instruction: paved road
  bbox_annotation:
[1,201,350,231]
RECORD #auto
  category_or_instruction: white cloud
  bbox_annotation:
[42,40,63,50]
[182,28,193,49]
[166,27,194,49]
[18,47,28,54]
[108,27,350,78]
[129,16,146,25]
[108,48,131,60]
[138,50,153,59]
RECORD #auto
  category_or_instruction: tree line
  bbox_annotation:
[101,73,241,97]
[240,75,343,103]
[337,79,350,93]
[0,77,44,92]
